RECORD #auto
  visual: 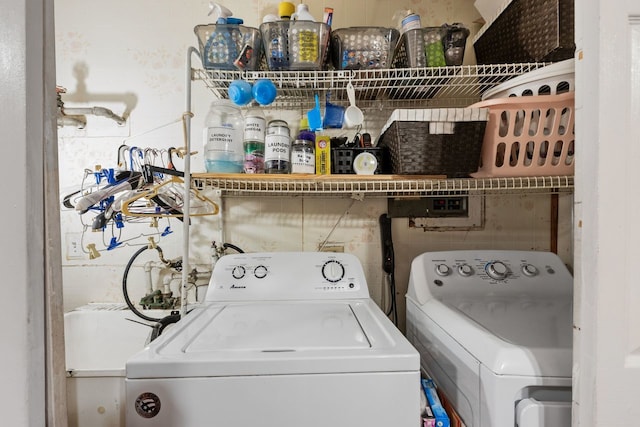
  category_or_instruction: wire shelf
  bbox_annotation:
[190,61,573,198]
[193,63,549,108]
[192,174,574,197]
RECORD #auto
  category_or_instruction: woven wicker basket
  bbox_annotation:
[377,108,489,177]
[473,0,575,64]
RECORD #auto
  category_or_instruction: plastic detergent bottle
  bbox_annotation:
[289,4,319,70]
[393,9,421,35]
[401,10,421,34]
[203,99,244,173]
[291,3,315,21]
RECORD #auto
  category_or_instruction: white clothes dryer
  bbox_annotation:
[406,250,573,427]
[126,252,420,427]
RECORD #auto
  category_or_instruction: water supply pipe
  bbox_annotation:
[57,114,87,129]
[60,106,126,126]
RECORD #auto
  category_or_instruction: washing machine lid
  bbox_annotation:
[413,297,572,377]
[186,302,370,352]
[126,300,418,378]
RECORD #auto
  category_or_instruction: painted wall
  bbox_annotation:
[55,0,573,331]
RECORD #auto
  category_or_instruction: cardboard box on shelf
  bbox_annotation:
[315,135,331,175]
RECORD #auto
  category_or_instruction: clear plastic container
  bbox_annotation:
[194,24,263,71]
[288,20,328,70]
[260,21,330,70]
[392,27,446,68]
[331,27,400,70]
[203,100,244,173]
[261,21,291,70]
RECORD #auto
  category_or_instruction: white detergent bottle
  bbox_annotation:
[289,4,320,70]
[291,3,315,21]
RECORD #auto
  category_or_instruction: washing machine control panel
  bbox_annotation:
[411,250,573,300]
[205,252,370,301]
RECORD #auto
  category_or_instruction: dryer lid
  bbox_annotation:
[413,298,572,377]
[444,296,573,351]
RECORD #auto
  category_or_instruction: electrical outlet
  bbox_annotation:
[66,233,84,260]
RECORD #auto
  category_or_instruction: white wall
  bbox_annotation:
[55,0,573,331]
[1,0,49,424]
[573,0,640,424]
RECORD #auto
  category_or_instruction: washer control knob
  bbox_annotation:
[254,265,268,279]
[322,260,345,283]
[458,264,474,277]
[232,265,246,279]
[435,264,451,277]
[486,261,508,280]
[522,264,539,277]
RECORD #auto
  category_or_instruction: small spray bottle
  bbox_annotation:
[208,2,243,24]
[205,3,245,69]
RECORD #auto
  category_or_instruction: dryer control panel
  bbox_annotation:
[408,250,573,303]
[205,252,370,302]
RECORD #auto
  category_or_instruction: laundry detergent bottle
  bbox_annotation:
[203,99,244,173]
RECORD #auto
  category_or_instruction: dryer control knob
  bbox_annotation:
[486,261,508,280]
[522,264,539,277]
[232,265,246,279]
[458,264,474,277]
[435,264,451,277]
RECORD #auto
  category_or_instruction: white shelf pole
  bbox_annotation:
[181,47,199,318]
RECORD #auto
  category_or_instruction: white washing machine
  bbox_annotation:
[406,250,573,427]
[126,251,420,427]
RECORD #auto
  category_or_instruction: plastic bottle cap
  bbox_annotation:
[299,117,309,130]
[262,14,278,23]
[228,80,253,106]
[252,79,277,105]
[278,2,295,19]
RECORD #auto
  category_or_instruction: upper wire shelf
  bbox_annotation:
[193,63,549,108]
[192,174,574,197]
